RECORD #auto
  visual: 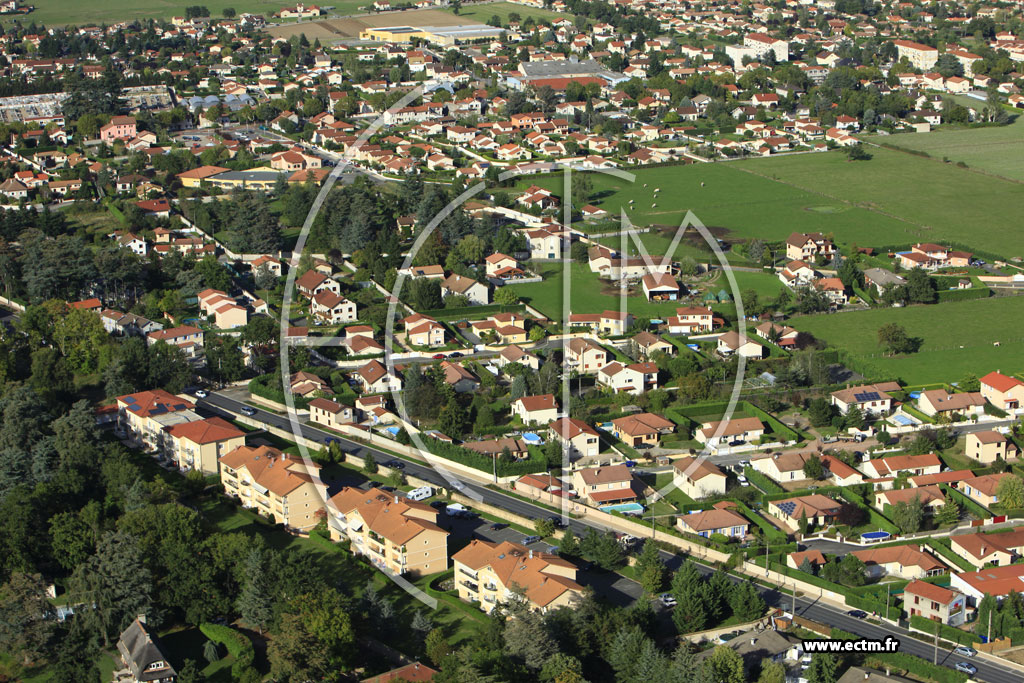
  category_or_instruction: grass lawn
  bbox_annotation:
[520,159,922,249]
[866,107,1024,181]
[787,296,1024,384]
[9,0,286,26]
[447,1,568,25]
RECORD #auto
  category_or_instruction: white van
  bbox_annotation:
[406,486,433,502]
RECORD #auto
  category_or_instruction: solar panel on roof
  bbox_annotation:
[853,391,880,402]
[122,396,136,404]
[778,502,796,515]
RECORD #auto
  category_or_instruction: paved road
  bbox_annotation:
[197,390,1023,683]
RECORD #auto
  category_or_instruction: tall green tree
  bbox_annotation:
[69,531,152,647]
[236,548,273,635]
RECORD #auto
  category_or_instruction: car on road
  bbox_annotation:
[739,460,750,468]
[845,610,868,619]
[547,516,567,529]
[240,406,256,416]
[194,389,208,398]
[953,646,977,658]
[384,460,405,470]
[659,593,677,608]
[521,535,542,545]
[954,662,977,675]
[490,522,508,530]
[448,351,463,358]
[432,353,445,359]
[624,460,637,467]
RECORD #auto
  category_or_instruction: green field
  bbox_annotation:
[527,147,1024,257]
[868,103,1024,181]
[787,296,1024,384]
[447,1,568,24]
[12,0,290,26]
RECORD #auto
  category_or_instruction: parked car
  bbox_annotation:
[195,389,208,398]
[432,353,445,359]
[384,460,405,470]
[954,662,977,675]
[430,501,447,510]
[490,522,508,530]
[624,460,637,467]
[737,475,748,483]
[547,516,567,528]
[521,535,542,545]
[448,351,463,358]
[659,593,677,608]
[953,646,977,658]
[845,610,867,619]
[240,406,256,416]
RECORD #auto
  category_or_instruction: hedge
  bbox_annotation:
[926,538,976,573]
[249,374,313,410]
[865,652,968,683]
[937,286,991,303]
[846,591,891,617]
[420,432,547,477]
[199,623,256,679]
[939,483,991,519]
[909,615,981,645]
[419,303,525,321]
[901,403,936,424]
[744,466,784,495]
[736,500,786,542]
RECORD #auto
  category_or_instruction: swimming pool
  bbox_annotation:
[861,531,891,542]
[523,432,543,445]
[599,502,645,515]
[891,414,915,426]
[687,344,699,351]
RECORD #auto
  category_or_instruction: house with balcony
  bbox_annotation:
[308,397,355,431]
[565,338,608,373]
[980,371,1024,412]
[218,445,323,534]
[571,464,638,506]
[328,486,448,577]
[163,416,246,476]
[596,361,658,395]
[902,580,966,626]
[451,539,583,613]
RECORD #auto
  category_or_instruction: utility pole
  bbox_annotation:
[933,621,939,665]
[989,607,993,643]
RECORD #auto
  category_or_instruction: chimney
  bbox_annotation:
[750,637,757,645]
[864,674,869,680]
[529,549,534,559]
[394,495,399,504]
[137,614,147,624]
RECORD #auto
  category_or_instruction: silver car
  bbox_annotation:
[953,646,977,658]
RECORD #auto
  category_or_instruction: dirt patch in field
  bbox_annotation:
[267,8,467,39]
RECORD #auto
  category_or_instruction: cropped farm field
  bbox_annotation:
[13,0,287,26]
[867,106,1024,181]
[787,296,1024,384]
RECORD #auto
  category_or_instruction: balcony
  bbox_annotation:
[459,580,479,592]
[459,567,479,581]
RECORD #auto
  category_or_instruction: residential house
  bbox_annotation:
[549,417,600,459]
[980,371,1024,412]
[452,539,582,613]
[163,416,246,476]
[198,289,248,329]
[787,549,828,572]
[861,453,941,479]
[484,252,520,278]
[768,494,841,527]
[716,331,764,359]
[358,360,403,394]
[666,306,714,334]
[328,486,449,576]
[289,371,332,397]
[571,465,638,506]
[695,417,765,449]
[218,445,323,533]
[309,397,355,431]
[863,268,906,295]
[511,394,559,425]
[754,322,799,350]
[598,310,633,336]
[830,382,900,416]
[873,486,945,515]
[917,390,985,419]
[902,580,965,626]
[296,269,340,299]
[610,412,675,448]
[596,361,658,395]
[147,325,204,356]
[362,662,438,683]
[672,457,728,499]
[966,431,1017,464]
[961,472,1015,508]
[631,331,675,359]
[404,313,446,347]
[463,437,530,460]
[949,528,1024,569]
[441,273,490,305]
[641,272,681,301]
[100,115,138,141]
[785,232,836,261]
[494,344,540,370]
[441,361,480,393]
[565,338,608,373]
[952,563,1024,604]
[311,291,358,324]
[751,452,815,483]
[116,617,176,683]
[677,508,749,538]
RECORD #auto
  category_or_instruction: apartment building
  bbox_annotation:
[163,416,246,476]
[452,539,583,613]
[218,445,323,534]
[328,486,449,577]
[116,389,198,451]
